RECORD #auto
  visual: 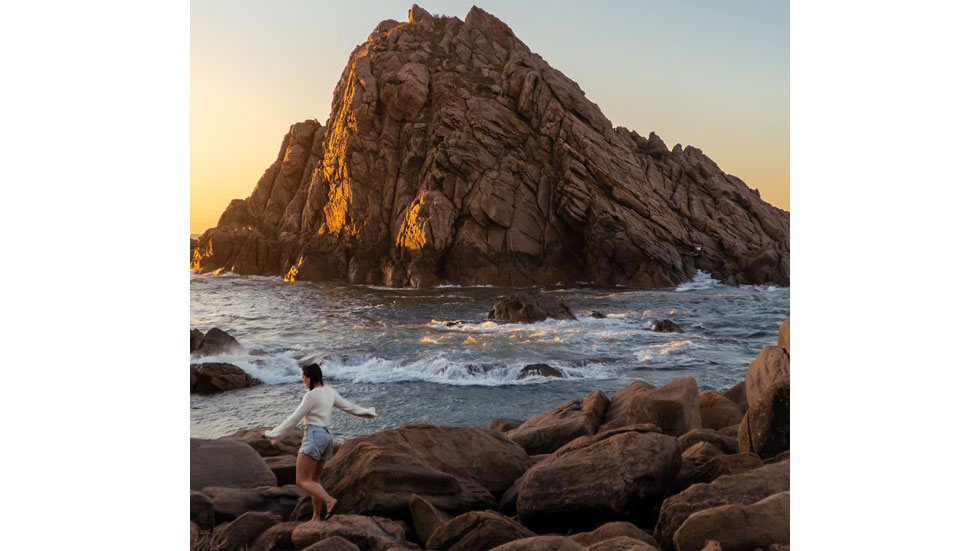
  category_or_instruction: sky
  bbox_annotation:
[191,0,789,234]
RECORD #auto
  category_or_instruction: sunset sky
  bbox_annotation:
[191,0,788,234]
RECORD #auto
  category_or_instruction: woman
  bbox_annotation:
[262,363,378,522]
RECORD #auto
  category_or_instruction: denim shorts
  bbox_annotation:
[298,425,334,461]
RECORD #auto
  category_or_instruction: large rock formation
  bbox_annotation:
[192,5,789,288]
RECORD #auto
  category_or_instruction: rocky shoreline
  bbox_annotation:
[190,318,790,551]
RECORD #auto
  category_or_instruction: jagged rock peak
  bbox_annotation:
[192,5,789,288]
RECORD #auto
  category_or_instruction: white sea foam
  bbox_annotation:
[633,339,695,362]
[675,270,720,292]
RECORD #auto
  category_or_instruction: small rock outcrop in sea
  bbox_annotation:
[191,327,244,356]
[189,310,791,551]
[191,362,262,395]
[190,5,789,288]
[652,319,683,333]
[518,363,564,379]
[488,292,576,323]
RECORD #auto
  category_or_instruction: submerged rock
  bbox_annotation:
[489,293,576,323]
[191,6,789,288]
[191,327,244,356]
[518,363,565,379]
[652,320,683,333]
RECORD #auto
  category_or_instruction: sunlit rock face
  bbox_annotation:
[192,5,789,288]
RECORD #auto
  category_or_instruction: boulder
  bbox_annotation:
[202,485,304,524]
[589,312,606,319]
[516,425,680,532]
[409,495,452,546]
[325,424,532,496]
[738,376,790,459]
[426,510,536,551]
[601,378,701,436]
[220,426,304,457]
[251,521,303,551]
[191,489,216,530]
[306,536,362,551]
[518,364,565,379]
[489,536,585,551]
[192,9,788,288]
[191,362,262,395]
[488,293,576,323]
[721,382,747,408]
[653,461,789,551]
[506,390,610,454]
[314,442,496,517]
[191,521,202,550]
[763,451,790,465]
[744,348,789,410]
[569,522,657,547]
[684,453,764,487]
[291,515,413,551]
[777,317,790,355]
[696,391,743,430]
[672,492,789,551]
[717,425,739,439]
[212,511,280,551]
[677,429,738,455]
[652,320,683,333]
[265,454,298,486]
[680,442,724,466]
[587,537,660,551]
[191,439,277,490]
[191,328,206,352]
[193,327,244,356]
[488,419,524,433]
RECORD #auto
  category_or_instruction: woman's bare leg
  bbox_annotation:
[296,453,334,521]
[312,460,337,515]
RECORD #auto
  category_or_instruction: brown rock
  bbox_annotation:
[191,10,788,288]
[518,364,565,379]
[251,521,304,551]
[516,425,680,532]
[490,536,586,551]
[744,348,789,410]
[191,490,216,530]
[202,485,304,524]
[740,376,790,459]
[488,418,524,432]
[587,537,659,551]
[190,438,277,490]
[290,515,413,551]
[677,429,738,455]
[717,425,739,439]
[680,442,724,466]
[409,495,453,546]
[721,382,747,408]
[306,536,362,551]
[265,454,297,486]
[220,426,304,457]
[193,327,245,356]
[569,522,657,547]
[506,390,609,454]
[696,391,743,430]
[426,510,536,551]
[652,320,683,333]
[213,511,281,551]
[489,293,576,323]
[672,492,789,551]
[316,425,530,517]
[191,521,202,550]
[191,363,262,395]
[763,451,790,465]
[777,317,790,355]
[602,378,702,436]
[653,461,789,551]
[685,453,764,487]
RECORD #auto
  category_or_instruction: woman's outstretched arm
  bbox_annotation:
[265,391,314,438]
[332,390,378,418]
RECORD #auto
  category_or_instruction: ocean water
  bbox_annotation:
[190,270,788,440]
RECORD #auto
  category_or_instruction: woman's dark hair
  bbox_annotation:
[302,363,324,390]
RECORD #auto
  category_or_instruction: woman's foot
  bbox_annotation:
[324,497,338,519]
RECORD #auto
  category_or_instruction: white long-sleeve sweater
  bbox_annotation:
[264,385,377,439]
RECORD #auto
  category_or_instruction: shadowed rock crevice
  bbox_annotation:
[192,5,789,288]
